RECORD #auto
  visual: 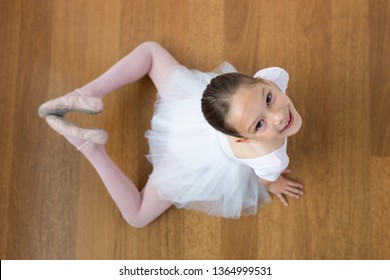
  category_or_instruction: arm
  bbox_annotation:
[259,169,304,207]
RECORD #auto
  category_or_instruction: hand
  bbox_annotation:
[266,169,304,207]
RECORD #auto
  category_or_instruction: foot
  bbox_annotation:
[45,115,108,150]
[38,89,103,118]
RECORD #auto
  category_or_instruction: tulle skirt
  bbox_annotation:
[145,62,271,218]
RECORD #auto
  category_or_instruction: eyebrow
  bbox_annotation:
[246,86,266,133]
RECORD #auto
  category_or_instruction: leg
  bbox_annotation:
[79,41,179,97]
[81,143,172,228]
[45,42,176,225]
[63,41,179,149]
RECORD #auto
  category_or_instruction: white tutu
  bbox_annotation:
[145,62,271,218]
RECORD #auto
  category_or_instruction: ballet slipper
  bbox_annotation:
[45,115,108,149]
[38,89,103,118]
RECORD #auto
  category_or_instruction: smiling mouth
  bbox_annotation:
[281,110,294,132]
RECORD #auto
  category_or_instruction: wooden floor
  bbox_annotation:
[0,0,389,260]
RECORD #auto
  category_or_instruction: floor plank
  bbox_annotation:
[370,157,390,259]
[370,0,390,156]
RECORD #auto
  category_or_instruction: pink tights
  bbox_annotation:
[64,42,179,228]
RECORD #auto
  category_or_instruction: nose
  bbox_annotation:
[270,110,286,129]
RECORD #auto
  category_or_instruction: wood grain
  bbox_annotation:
[0,0,389,260]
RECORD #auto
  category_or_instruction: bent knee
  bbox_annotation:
[139,41,164,52]
[123,215,151,229]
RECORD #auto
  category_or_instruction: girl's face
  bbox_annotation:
[227,81,302,143]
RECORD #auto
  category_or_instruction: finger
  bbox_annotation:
[285,186,304,195]
[282,168,291,174]
[286,180,304,189]
[277,194,288,207]
[283,188,302,199]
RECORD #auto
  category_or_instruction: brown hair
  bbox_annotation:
[201,72,262,138]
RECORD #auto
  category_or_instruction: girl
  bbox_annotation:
[39,41,303,228]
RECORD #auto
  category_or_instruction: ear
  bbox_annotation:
[235,138,251,143]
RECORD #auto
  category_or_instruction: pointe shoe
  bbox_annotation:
[46,115,108,149]
[38,89,103,118]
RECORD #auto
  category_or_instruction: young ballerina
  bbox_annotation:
[39,41,303,228]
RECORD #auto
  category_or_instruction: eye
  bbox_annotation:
[256,120,264,130]
[266,92,272,106]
